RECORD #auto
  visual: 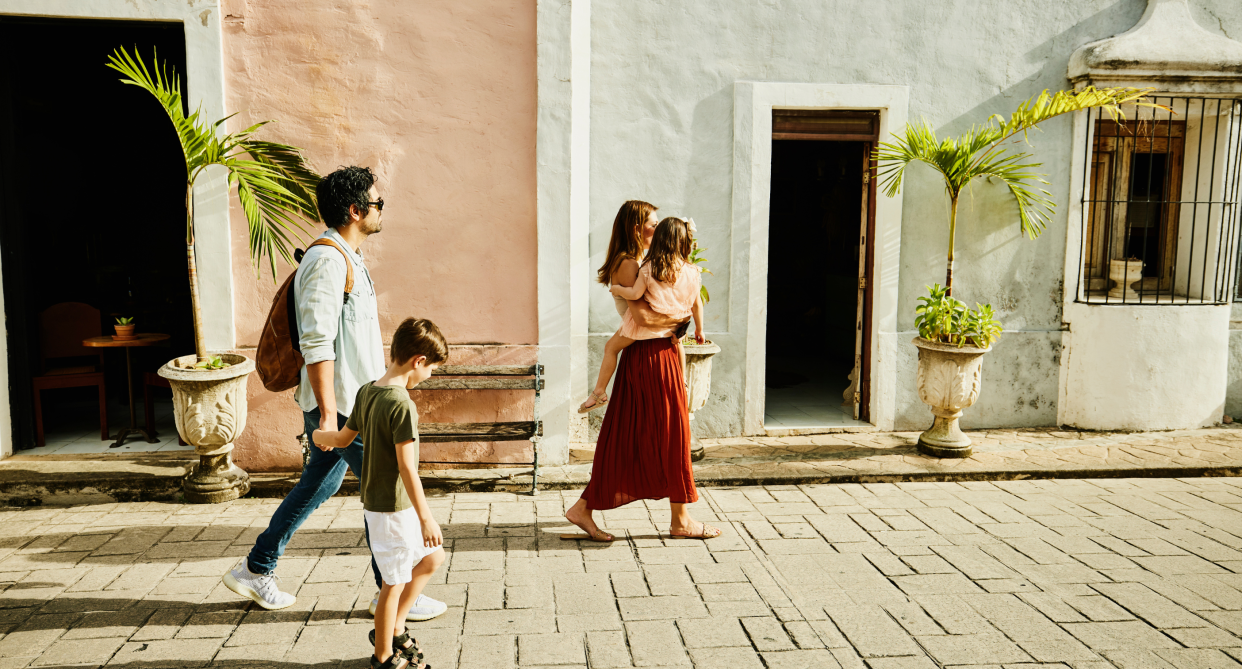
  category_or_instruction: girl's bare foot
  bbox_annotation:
[564,500,613,542]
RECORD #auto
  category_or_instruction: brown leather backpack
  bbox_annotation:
[256,238,355,392]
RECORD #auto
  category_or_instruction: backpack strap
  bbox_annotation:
[306,238,355,297]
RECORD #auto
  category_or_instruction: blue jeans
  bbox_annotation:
[247,408,381,591]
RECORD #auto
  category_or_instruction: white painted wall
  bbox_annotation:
[1059,302,1229,429]
[584,0,1242,438]
[536,0,591,465]
[0,0,232,458]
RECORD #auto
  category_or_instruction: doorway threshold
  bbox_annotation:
[764,424,877,437]
[763,405,876,436]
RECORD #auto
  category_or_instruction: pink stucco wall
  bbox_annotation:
[220,0,538,471]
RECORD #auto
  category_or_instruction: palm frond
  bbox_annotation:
[874,86,1160,242]
[106,46,211,176]
[110,47,322,278]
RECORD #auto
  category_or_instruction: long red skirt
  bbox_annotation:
[581,337,698,511]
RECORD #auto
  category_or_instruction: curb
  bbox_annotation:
[4,461,1239,505]
[252,463,1242,496]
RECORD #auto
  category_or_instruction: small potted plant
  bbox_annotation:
[113,316,136,340]
[911,285,1002,457]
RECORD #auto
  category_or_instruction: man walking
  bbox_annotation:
[222,166,447,622]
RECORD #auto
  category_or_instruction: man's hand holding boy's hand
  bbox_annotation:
[311,429,338,452]
[422,517,443,548]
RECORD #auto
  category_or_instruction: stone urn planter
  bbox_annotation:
[682,340,721,462]
[159,353,254,503]
[913,337,990,458]
[1108,259,1143,300]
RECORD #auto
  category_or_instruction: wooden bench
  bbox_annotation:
[299,364,544,494]
[417,364,544,494]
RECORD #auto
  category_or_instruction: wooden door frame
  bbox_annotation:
[772,109,879,422]
[860,142,877,423]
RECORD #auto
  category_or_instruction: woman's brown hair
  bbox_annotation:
[597,200,657,285]
[644,217,693,284]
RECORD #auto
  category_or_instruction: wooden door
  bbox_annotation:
[857,144,877,422]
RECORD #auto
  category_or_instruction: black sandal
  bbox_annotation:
[369,628,425,664]
[371,653,410,669]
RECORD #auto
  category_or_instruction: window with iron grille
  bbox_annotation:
[1076,97,1242,305]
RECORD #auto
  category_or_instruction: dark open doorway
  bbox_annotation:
[765,113,876,430]
[0,16,193,451]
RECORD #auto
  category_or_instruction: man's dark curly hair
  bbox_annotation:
[316,166,376,229]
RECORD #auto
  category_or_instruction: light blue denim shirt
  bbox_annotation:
[294,228,385,417]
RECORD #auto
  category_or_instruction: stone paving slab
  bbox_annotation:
[0,478,1240,666]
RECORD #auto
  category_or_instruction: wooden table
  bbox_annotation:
[83,334,170,447]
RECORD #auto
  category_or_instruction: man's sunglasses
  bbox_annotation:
[368,198,384,212]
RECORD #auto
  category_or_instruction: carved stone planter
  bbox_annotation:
[159,353,254,503]
[682,340,721,462]
[1108,259,1144,300]
[913,337,990,459]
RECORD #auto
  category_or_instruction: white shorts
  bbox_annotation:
[364,507,440,586]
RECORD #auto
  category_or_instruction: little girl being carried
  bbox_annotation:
[578,216,704,414]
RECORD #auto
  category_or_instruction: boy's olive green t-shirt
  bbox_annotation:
[346,382,419,513]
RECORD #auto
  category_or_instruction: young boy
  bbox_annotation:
[313,317,448,669]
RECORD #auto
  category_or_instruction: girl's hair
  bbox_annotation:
[597,200,658,285]
[644,217,693,284]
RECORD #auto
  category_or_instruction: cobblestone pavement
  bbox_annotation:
[1,478,1242,668]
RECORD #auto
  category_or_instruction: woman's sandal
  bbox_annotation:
[559,528,615,542]
[668,521,722,540]
[369,629,424,664]
[577,391,609,414]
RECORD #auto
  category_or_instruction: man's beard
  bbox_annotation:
[362,218,383,235]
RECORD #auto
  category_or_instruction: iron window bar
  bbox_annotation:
[1076,96,1242,305]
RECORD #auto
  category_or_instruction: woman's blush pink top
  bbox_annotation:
[618,261,701,340]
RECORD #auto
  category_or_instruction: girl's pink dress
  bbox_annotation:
[618,261,701,340]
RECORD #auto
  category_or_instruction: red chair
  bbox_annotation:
[143,372,185,446]
[32,302,108,447]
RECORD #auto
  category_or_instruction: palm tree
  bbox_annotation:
[874,86,1156,296]
[106,46,319,361]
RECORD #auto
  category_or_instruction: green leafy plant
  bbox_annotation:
[194,355,232,370]
[915,284,1003,349]
[689,243,712,305]
[115,316,134,325]
[875,86,1157,296]
[106,47,321,363]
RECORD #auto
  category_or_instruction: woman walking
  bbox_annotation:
[565,201,720,541]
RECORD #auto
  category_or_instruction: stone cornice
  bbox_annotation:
[1069,0,1242,94]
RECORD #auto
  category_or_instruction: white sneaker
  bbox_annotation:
[369,593,448,621]
[222,559,296,610]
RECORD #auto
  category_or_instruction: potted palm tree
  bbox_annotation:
[108,48,319,502]
[875,87,1154,457]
